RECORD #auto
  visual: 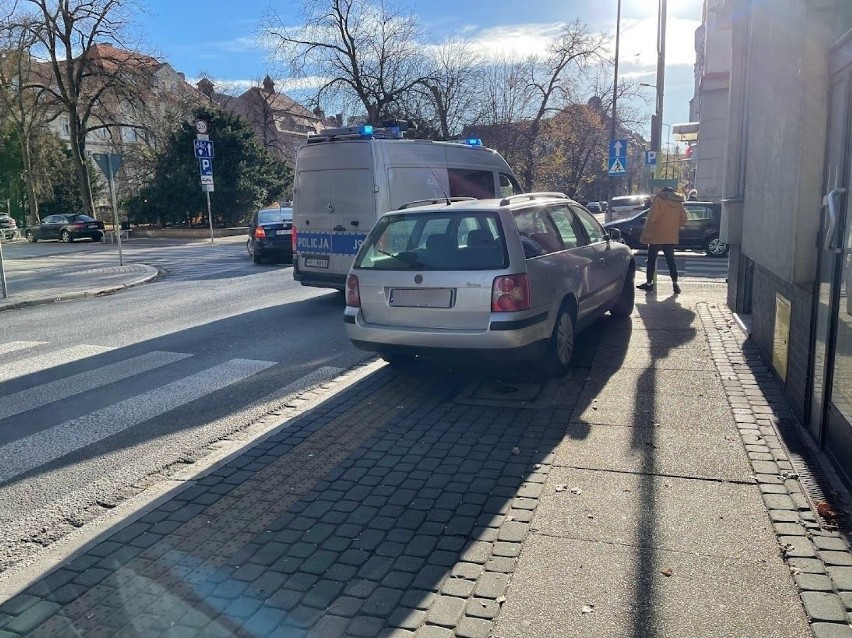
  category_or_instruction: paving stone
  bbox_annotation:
[812,623,852,638]
[455,616,493,638]
[769,510,800,522]
[286,604,324,629]
[73,568,111,588]
[773,522,806,536]
[383,570,416,589]
[840,592,852,610]
[485,556,517,573]
[5,601,61,634]
[465,598,500,620]
[764,494,796,510]
[824,552,852,567]
[451,563,483,580]
[780,536,817,558]
[441,578,475,598]
[388,608,427,630]
[302,580,345,609]
[426,595,466,628]
[829,567,852,591]
[358,556,395,581]
[324,596,363,618]
[307,614,350,637]
[795,574,835,591]
[345,579,379,599]
[413,565,449,591]
[401,590,436,611]
[802,592,847,622]
[348,615,387,636]
[361,587,405,618]
[497,522,529,542]
[415,626,453,638]
[267,589,303,611]
[459,541,492,564]
[816,537,851,552]
[474,572,510,599]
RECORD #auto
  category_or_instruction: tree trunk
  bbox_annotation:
[19,132,40,225]
[68,115,96,218]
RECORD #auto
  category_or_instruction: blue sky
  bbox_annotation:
[138,0,702,141]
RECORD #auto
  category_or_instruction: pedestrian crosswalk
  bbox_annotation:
[637,255,729,279]
[0,340,289,487]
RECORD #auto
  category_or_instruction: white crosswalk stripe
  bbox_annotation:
[0,357,276,485]
[0,344,114,383]
[0,351,192,421]
[0,341,47,357]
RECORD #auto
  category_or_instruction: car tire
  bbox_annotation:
[704,235,729,257]
[252,250,263,264]
[610,266,636,317]
[61,230,72,243]
[92,233,102,242]
[26,230,36,243]
[543,304,575,377]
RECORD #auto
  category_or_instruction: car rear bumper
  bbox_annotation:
[72,231,103,240]
[343,308,551,361]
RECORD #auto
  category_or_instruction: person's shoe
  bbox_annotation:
[637,282,654,291]
[673,283,681,294]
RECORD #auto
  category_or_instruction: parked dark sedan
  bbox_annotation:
[247,206,293,264]
[603,201,729,257]
[25,214,104,243]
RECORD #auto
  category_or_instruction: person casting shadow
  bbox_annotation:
[636,186,687,295]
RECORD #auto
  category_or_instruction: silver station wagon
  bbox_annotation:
[343,193,636,374]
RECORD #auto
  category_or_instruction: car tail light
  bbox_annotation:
[74,223,85,230]
[492,274,530,312]
[291,226,298,253]
[255,227,266,239]
[346,274,360,307]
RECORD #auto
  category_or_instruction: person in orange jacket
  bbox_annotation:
[636,186,688,294]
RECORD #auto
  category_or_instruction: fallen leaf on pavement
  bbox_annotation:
[512,447,520,455]
[570,487,583,495]
[660,568,673,577]
[555,484,567,492]
[581,604,595,615]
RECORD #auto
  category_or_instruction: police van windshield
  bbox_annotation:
[355,211,508,271]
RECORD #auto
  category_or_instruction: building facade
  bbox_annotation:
[720,0,852,484]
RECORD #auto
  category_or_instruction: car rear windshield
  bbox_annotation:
[355,211,508,271]
[611,196,645,208]
[68,214,95,222]
[258,209,293,224]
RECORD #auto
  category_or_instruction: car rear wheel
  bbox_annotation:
[92,233,102,242]
[611,267,636,317]
[61,230,72,243]
[26,230,36,243]
[543,304,575,377]
[705,235,729,257]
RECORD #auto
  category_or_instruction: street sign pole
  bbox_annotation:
[206,191,214,244]
[0,231,8,299]
[106,153,123,266]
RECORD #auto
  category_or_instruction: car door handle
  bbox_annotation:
[333,225,346,231]
[351,220,359,227]
[825,187,846,253]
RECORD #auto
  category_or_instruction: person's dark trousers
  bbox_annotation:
[646,244,678,283]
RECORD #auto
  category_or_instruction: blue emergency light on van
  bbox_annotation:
[360,125,373,136]
[465,138,483,146]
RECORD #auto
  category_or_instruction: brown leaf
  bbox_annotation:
[660,568,673,577]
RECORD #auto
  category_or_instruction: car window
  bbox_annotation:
[356,212,508,271]
[258,209,293,224]
[513,207,564,258]
[571,205,606,243]
[68,215,95,222]
[547,206,583,249]
[44,216,60,224]
[448,168,495,199]
[499,173,523,198]
[685,206,709,221]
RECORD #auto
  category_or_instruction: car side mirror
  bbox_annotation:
[607,228,621,242]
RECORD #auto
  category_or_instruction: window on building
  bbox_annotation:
[60,120,70,138]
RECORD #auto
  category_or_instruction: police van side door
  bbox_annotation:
[327,141,375,273]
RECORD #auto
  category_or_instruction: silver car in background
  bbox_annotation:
[343,193,636,375]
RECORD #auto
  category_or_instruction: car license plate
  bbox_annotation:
[389,288,453,308]
[303,256,329,268]
[276,230,290,236]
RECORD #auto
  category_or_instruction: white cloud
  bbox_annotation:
[618,16,700,68]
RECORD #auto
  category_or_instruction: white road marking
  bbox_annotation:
[0,358,276,484]
[0,345,114,384]
[0,341,47,357]
[0,351,192,421]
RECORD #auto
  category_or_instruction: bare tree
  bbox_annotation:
[6,0,150,218]
[265,0,429,125]
[415,36,483,139]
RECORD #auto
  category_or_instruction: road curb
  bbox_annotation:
[0,264,159,312]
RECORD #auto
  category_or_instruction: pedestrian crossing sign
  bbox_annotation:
[609,157,626,175]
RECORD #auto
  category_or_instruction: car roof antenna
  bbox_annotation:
[428,166,452,206]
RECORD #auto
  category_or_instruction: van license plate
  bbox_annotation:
[389,288,453,308]
[304,256,329,268]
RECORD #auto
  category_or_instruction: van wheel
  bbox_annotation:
[611,267,635,317]
[543,305,575,377]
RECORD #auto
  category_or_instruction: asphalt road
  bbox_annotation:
[0,237,370,574]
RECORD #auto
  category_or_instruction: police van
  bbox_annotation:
[292,124,522,290]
